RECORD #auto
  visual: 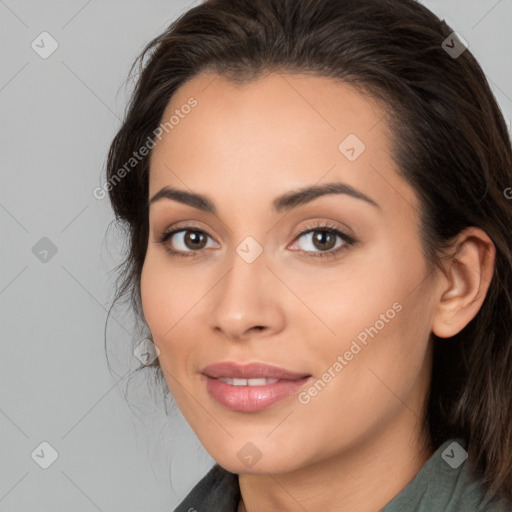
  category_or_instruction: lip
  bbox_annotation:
[201,361,312,412]
[201,361,311,380]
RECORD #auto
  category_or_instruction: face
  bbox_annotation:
[141,71,438,474]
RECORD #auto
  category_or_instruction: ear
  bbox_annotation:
[431,227,496,338]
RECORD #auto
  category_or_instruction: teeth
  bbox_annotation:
[218,377,280,386]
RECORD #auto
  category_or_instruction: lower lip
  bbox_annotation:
[203,375,311,412]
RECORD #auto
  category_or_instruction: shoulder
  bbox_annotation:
[173,463,240,512]
[382,439,511,512]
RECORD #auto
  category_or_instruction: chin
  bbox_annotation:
[214,451,301,476]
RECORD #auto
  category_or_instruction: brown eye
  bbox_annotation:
[159,227,218,256]
[182,230,208,250]
[290,223,357,260]
[310,230,337,251]
[295,228,345,253]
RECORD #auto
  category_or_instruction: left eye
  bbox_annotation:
[290,226,356,257]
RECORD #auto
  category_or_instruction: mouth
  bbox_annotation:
[215,377,283,386]
[201,361,311,381]
[201,361,312,412]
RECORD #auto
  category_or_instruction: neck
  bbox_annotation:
[237,415,433,512]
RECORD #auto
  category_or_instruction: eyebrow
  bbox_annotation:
[148,182,380,213]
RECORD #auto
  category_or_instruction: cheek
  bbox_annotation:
[140,252,183,340]
[140,257,165,332]
[295,289,432,444]
[140,256,190,401]
[302,232,431,379]
[289,242,411,342]
[140,251,208,366]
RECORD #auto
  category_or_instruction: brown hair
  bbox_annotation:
[105,0,512,503]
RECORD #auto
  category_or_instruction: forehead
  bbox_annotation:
[148,71,418,217]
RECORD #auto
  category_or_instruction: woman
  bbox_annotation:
[105,0,512,510]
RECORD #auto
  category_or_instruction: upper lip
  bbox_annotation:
[201,362,311,380]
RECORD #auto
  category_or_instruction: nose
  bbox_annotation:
[208,247,286,341]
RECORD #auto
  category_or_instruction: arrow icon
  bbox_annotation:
[31,31,59,59]
[32,237,58,262]
[237,441,263,467]
[441,32,468,59]
[134,339,160,364]
[444,449,455,458]
[236,236,263,263]
[31,441,59,469]
[441,441,467,468]
[339,134,365,161]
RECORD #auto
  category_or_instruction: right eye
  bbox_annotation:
[157,226,219,258]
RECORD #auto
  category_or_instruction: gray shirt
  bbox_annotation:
[174,438,511,511]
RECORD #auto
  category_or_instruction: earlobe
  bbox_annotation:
[431,227,495,339]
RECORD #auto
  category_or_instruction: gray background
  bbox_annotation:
[1,0,511,510]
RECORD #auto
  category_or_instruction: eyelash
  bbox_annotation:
[156,221,357,260]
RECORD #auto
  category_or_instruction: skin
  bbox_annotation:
[140,71,495,512]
